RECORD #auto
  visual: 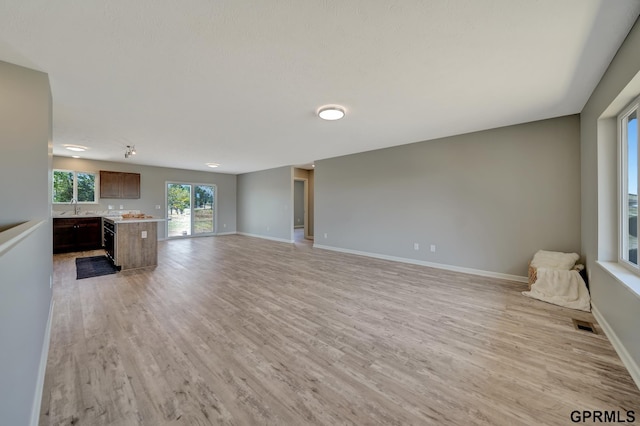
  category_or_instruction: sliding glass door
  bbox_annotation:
[194,185,215,235]
[166,183,215,238]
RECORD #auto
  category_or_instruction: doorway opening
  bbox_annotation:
[293,167,314,242]
[293,178,308,242]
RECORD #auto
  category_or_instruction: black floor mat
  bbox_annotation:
[75,255,117,280]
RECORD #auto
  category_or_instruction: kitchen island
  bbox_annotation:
[103,217,164,270]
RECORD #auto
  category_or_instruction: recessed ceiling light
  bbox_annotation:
[63,144,88,152]
[206,162,220,168]
[71,155,80,159]
[318,106,345,121]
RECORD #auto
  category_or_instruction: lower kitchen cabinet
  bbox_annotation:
[53,217,102,253]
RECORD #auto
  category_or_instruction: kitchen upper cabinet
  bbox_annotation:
[121,172,140,198]
[100,171,121,198]
[100,171,140,199]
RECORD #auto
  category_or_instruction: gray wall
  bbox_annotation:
[315,115,581,277]
[0,61,53,425]
[237,166,293,242]
[53,157,237,238]
[581,18,640,370]
[294,180,305,227]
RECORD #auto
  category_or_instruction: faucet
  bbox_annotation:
[70,198,80,215]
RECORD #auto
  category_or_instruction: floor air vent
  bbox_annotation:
[572,319,597,334]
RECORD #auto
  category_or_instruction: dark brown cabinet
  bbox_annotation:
[100,171,140,199]
[53,217,102,253]
[100,171,121,198]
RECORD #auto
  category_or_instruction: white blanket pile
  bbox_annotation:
[529,250,579,270]
[522,250,591,312]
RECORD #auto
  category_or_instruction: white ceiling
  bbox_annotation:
[0,1,639,174]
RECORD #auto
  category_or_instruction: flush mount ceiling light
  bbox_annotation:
[64,144,88,152]
[124,145,137,159]
[71,155,80,159]
[206,162,220,168]
[318,105,345,121]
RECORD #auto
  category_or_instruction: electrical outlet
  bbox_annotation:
[223,223,227,228]
[267,226,270,231]
[108,205,114,210]
[430,244,436,252]
[119,205,124,209]
[155,205,161,209]
[414,243,419,251]
[141,231,147,238]
[324,233,328,239]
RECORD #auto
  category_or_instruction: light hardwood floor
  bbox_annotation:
[41,235,640,425]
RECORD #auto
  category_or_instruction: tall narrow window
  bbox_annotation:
[194,185,215,235]
[53,170,74,203]
[621,99,640,268]
[167,184,192,237]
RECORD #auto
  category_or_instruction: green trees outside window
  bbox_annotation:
[167,184,190,214]
[53,171,74,203]
[195,185,213,208]
[77,173,96,202]
[53,170,97,203]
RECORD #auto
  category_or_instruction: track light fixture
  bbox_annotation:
[124,145,137,159]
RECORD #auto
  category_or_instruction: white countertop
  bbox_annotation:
[103,217,165,224]
[53,211,164,223]
[52,214,108,218]
[53,209,142,218]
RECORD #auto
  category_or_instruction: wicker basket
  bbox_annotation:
[528,265,538,289]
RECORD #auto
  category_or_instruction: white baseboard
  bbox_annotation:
[313,244,528,284]
[237,232,294,244]
[592,303,640,390]
[159,232,237,241]
[30,299,54,426]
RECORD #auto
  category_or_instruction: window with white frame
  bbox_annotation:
[52,169,98,203]
[620,97,640,268]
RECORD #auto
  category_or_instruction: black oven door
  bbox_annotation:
[104,222,115,263]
